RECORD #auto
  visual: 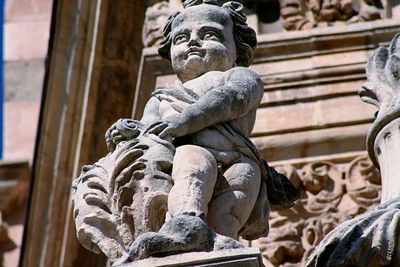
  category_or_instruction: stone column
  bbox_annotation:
[305,33,400,267]
[361,33,400,202]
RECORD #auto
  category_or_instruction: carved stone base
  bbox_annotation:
[116,248,264,267]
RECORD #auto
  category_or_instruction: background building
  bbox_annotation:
[2,0,52,266]
[0,0,399,266]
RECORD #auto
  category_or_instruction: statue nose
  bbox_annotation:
[188,33,201,47]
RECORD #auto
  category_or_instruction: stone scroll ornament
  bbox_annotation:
[72,0,299,265]
[306,33,400,267]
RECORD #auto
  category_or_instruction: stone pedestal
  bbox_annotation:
[117,248,264,267]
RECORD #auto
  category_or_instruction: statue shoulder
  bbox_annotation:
[225,67,262,84]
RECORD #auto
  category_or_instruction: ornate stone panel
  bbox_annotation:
[280,0,383,31]
[252,153,381,266]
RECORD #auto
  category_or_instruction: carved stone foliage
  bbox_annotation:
[281,0,383,31]
[253,155,381,267]
[359,33,400,169]
[72,119,174,263]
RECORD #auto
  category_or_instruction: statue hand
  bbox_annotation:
[106,121,121,152]
[105,119,143,152]
[145,115,187,141]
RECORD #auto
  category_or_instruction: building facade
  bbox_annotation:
[17,0,400,266]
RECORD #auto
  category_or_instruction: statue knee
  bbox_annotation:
[172,145,218,181]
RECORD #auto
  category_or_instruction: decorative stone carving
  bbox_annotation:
[281,0,383,31]
[142,0,384,43]
[73,1,298,265]
[306,33,400,267]
[252,155,381,266]
[142,1,171,47]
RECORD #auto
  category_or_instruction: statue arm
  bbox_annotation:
[151,67,263,139]
[140,96,162,126]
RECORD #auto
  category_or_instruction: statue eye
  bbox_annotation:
[173,34,188,44]
[204,31,220,41]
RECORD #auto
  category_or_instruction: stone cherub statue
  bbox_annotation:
[72,0,298,264]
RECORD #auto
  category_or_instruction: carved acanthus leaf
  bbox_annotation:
[72,119,174,263]
[360,34,400,115]
[358,33,400,167]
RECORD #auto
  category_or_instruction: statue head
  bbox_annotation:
[158,1,257,82]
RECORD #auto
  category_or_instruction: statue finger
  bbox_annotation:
[113,135,125,144]
[158,128,173,142]
[147,123,169,135]
[144,121,164,134]
[111,129,120,138]
[106,141,116,153]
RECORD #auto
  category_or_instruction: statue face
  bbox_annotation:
[170,4,237,82]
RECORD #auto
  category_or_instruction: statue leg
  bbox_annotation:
[168,145,218,218]
[207,156,261,239]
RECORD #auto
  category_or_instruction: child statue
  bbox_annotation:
[72,0,298,264]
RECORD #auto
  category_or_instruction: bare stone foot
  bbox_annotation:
[118,214,243,264]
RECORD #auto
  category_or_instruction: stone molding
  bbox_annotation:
[117,248,263,267]
[141,0,398,43]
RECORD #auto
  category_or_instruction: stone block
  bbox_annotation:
[4,21,50,61]
[118,248,264,267]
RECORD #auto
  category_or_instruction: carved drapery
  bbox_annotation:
[252,154,381,267]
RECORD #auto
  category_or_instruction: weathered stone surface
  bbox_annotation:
[142,1,171,47]
[117,214,243,264]
[73,1,298,264]
[21,0,400,266]
[117,248,264,267]
[253,153,381,266]
[281,0,383,31]
[5,60,45,101]
[141,0,396,38]
[306,33,400,267]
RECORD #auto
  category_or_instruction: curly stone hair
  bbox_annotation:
[158,0,257,67]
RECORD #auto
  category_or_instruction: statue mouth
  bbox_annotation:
[186,47,204,57]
